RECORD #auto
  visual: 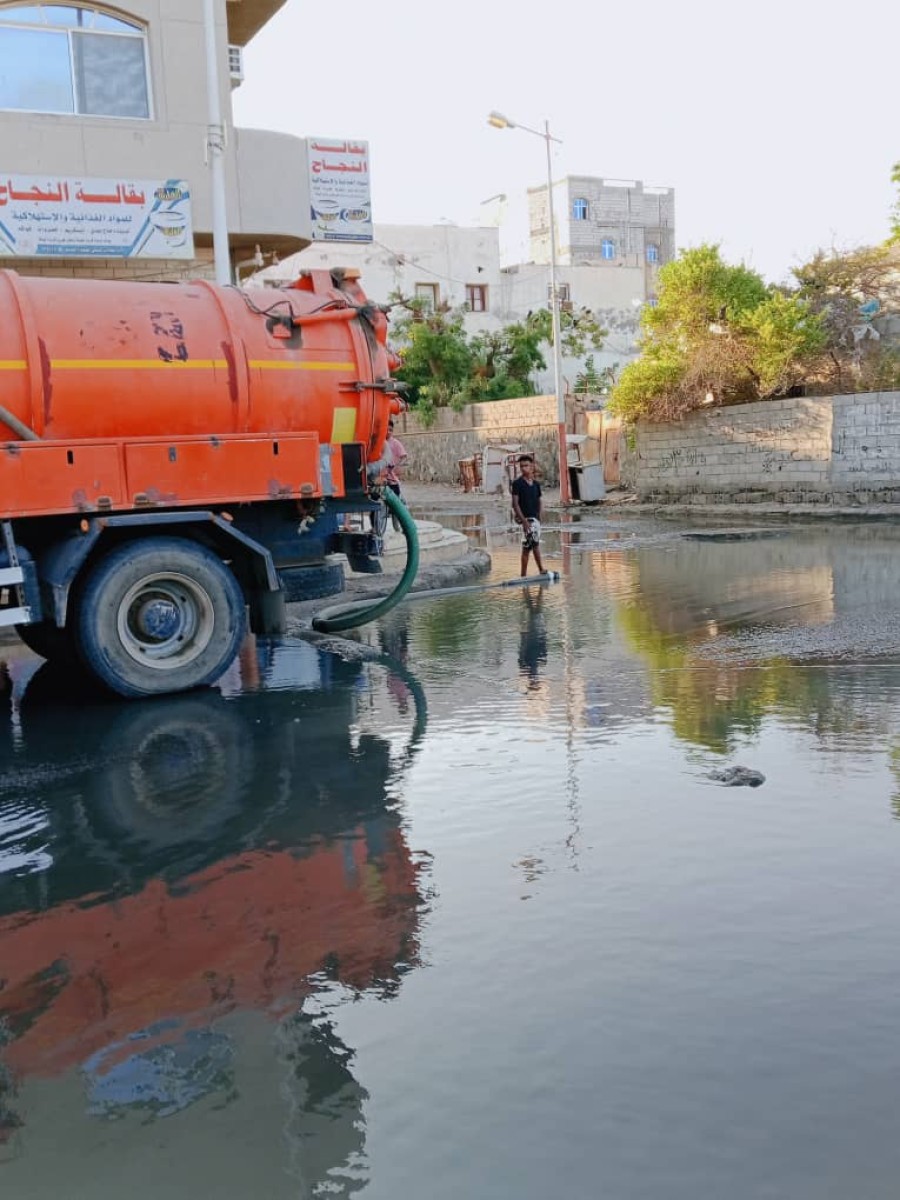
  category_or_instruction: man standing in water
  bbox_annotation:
[510,454,545,577]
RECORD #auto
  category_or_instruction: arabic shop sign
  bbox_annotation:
[0,176,194,259]
[308,138,372,243]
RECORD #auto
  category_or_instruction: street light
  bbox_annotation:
[202,0,231,285]
[488,110,570,504]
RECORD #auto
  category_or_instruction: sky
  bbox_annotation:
[233,0,898,284]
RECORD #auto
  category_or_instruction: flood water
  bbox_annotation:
[4,516,900,1198]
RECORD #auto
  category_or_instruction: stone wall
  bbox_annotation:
[634,391,900,504]
[394,396,565,485]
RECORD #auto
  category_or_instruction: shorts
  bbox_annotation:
[521,518,541,549]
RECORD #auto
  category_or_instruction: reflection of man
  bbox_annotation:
[518,588,548,689]
[510,455,545,577]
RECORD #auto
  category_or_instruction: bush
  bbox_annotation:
[608,246,828,422]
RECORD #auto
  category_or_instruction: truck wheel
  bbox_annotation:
[16,621,78,666]
[86,693,254,853]
[278,561,345,603]
[74,537,246,698]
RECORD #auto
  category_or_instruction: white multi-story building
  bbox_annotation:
[260,173,676,391]
[262,226,648,389]
[266,223,503,334]
[0,0,310,281]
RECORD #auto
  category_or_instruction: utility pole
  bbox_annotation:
[543,119,570,504]
[488,111,571,502]
[203,0,231,285]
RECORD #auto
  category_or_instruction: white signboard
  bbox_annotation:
[0,176,194,259]
[308,138,372,243]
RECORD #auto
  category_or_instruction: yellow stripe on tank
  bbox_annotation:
[249,360,355,372]
[0,358,354,372]
[52,359,227,370]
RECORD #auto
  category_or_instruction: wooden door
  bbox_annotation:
[600,414,622,485]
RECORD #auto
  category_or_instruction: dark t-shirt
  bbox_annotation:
[511,476,542,519]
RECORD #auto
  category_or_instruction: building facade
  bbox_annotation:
[528,175,675,293]
[0,0,310,281]
[262,222,504,335]
[259,219,650,390]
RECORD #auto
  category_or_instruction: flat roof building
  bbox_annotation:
[528,175,675,286]
[0,0,310,280]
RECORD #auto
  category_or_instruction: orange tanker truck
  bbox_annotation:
[0,267,416,697]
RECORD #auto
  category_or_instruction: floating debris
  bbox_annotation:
[708,766,766,787]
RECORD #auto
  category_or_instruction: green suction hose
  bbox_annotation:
[312,488,420,633]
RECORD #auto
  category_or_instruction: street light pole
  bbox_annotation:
[203,0,231,285]
[488,111,570,504]
[542,119,570,505]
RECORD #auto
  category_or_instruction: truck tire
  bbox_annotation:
[73,537,246,698]
[86,693,254,853]
[16,620,79,666]
[278,561,345,603]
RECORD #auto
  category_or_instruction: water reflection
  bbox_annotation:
[395,522,900,765]
[612,529,900,753]
[6,521,900,1198]
[0,645,429,1195]
[518,588,548,690]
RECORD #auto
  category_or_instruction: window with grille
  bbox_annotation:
[0,4,150,118]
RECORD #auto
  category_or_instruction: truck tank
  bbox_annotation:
[0,269,418,700]
[0,268,398,455]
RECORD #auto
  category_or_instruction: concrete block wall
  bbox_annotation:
[394,396,563,486]
[831,392,900,497]
[635,391,900,504]
[11,249,215,282]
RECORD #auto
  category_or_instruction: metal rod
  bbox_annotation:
[0,405,40,441]
[203,0,231,286]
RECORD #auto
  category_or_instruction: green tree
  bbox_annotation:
[793,244,900,394]
[641,243,768,345]
[391,295,606,412]
[890,161,900,244]
[521,305,608,359]
[746,291,826,396]
[390,299,474,411]
[468,319,547,402]
[608,245,824,423]
[574,354,618,397]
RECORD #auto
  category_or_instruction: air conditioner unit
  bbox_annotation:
[228,44,244,88]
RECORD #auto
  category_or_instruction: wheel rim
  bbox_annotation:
[116,572,216,671]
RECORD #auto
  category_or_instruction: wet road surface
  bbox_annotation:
[3,516,900,1198]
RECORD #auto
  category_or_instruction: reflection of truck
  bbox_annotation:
[0,268,411,696]
[0,647,426,1180]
